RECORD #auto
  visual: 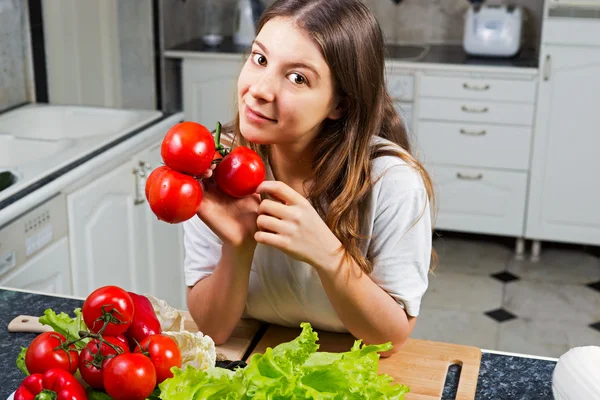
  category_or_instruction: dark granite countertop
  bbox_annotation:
[165,36,539,69]
[0,288,555,399]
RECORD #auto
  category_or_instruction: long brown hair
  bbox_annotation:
[225,0,437,273]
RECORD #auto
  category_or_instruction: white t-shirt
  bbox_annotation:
[183,137,431,333]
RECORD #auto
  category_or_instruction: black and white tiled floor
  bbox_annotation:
[411,232,600,358]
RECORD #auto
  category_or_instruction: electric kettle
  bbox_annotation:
[234,0,265,46]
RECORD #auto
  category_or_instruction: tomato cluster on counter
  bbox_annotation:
[145,121,266,224]
[16,286,181,400]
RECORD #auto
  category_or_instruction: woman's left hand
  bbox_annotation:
[255,181,343,270]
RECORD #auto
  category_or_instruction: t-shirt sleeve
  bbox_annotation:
[368,166,432,317]
[182,216,223,287]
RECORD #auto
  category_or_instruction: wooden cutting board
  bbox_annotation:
[250,325,482,400]
[8,312,262,363]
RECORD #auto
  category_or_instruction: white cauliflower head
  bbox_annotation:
[162,330,217,371]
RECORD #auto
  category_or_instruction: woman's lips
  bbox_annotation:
[244,105,276,124]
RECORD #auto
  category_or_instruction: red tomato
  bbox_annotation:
[134,334,182,383]
[161,121,216,176]
[145,165,203,224]
[79,336,130,389]
[82,286,135,336]
[214,146,266,198]
[25,332,79,375]
[103,353,157,400]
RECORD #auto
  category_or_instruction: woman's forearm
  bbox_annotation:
[315,255,416,357]
[187,243,255,345]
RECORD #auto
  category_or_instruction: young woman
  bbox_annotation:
[184,0,436,356]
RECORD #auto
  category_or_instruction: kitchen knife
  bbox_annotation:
[7,315,53,333]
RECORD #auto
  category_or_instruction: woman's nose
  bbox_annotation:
[249,74,276,102]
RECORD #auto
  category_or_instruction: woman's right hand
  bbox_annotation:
[196,165,261,249]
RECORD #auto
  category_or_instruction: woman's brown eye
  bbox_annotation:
[288,73,306,85]
[252,53,267,66]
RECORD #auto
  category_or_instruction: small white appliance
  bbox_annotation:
[463,5,523,57]
[234,0,264,46]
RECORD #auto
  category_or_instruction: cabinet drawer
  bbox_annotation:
[419,75,537,103]
[416,121,532,170]
[429,165,527,236]
[418,98,535,126]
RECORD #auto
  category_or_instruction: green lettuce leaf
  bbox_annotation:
[86,389,113,400]
[38,307,89,349]
[16,346,28,376]
[159,322,409,399]
[159,364,244,400]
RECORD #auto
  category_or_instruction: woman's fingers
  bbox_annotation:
[256,214,287,234]
[258,198,291,219]
[256,181,304,205]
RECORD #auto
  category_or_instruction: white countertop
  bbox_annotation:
[0,104,184,227]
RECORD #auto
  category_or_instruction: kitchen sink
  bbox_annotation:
[386,44,430,61]
[0,136,72,167]
[0,104,161,141]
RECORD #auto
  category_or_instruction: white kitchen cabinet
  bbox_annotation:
[134,143,187,310]
[525,45,600,246]
[182,57,245,125]
[0,238,72,295]
[415,71,537,241]
[67,141,186,309]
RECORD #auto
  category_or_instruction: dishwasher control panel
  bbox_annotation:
[0,194,68,278]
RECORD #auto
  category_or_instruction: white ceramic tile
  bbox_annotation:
[411,307,499,349]
[433,236,511,276]
[504,280,600,323]
[421,272,503,312]
[507,248,600,285]
[0,0,22,35]
[117,0,156,109]
[0,30,28,110]
[497,318,600,358]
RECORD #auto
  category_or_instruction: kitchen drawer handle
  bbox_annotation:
[456,172,483,181]
[461,105,489,113]
[463,83,490,91]
[460,128,487,136]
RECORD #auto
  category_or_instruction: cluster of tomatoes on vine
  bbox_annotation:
[17,286,178,400]
[145,121,266,224]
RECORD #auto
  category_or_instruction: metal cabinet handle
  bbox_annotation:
[543,54,552,81]
[460,128,487,136]
[461,105,489,113]
[463,83,490,91]
[139,161,151,171]
[456,172,483,180]
[133,167,146,205]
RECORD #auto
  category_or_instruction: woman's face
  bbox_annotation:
[237,17,342,147]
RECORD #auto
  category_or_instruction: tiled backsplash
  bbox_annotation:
[0,0,33,112]
[264,0,543,48]
[363,0,543,47]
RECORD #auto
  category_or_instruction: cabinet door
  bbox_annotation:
[134,143,187,310]
[67,159,145,297]
[182,58,244,125]
[0,238,72,295]
[430,165,528,237]
[526,46,600,245]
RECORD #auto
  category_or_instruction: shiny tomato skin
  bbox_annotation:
[25,332,79,375]
[214,146,266,198]
[145,165,203,224]
[161,121,216,176]
[134,334,182,383]
[103,353,157,400]
[82,286,135,336]
[79,336,130,389]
